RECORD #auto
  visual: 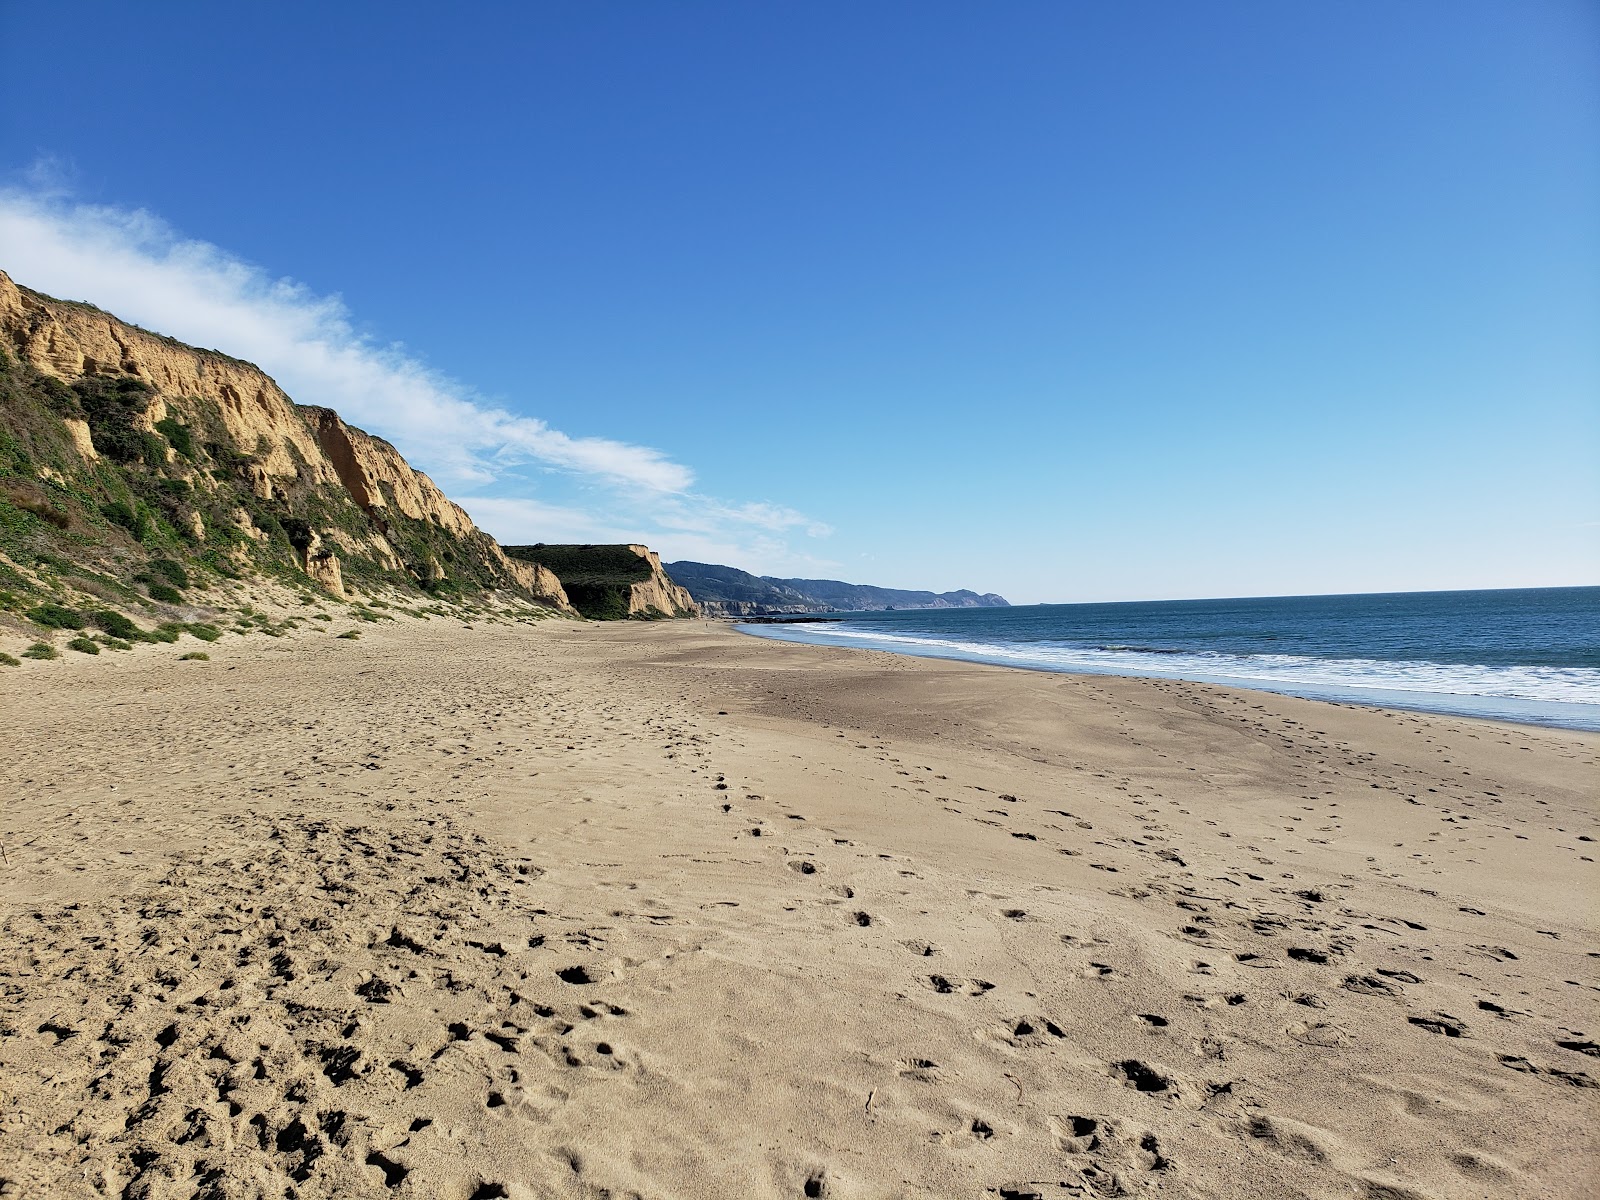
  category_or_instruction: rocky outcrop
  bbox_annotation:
[0,269,574,613]
[299,532,347,600]
[501,543,699,620]
[621,545,699,617]
[498,554,569,605]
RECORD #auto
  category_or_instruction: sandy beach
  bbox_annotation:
[2,617,1595,1200]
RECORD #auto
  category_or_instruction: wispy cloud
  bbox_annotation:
[0,169,834,572]
[0,184,692,492]
[457,495,840,576]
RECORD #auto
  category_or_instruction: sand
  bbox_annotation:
[1,617,1595,1200]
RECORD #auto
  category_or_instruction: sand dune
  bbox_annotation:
[1,619,1595,1199]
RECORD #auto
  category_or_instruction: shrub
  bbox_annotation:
[147,583,183,604]
[27,603,83,630]
[560,582,633,621]
[149,624,182,643]
[335,629,361,639]
[67,635,100,655]
[74,374,163,466]
[149,558,190,588]
[178,651,209,661]
[0,652,19,667]
[154,417,194,459]
[22,642,58,660]
[185,623,222,642]
[280,517,313,555]
[90,610,143,640]
[102,501,155,543]
[100,637,133,651]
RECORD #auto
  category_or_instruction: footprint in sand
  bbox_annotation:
[1407,1012,1468,1038]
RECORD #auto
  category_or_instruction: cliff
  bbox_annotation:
[622,545,700,618]
[502,544,699,620]
[0,268,575,615]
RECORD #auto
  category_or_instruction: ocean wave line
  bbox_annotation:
[762,624,1600,706]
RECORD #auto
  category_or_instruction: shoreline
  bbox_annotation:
[736,619,1600,733]
[2,618,1595,1198]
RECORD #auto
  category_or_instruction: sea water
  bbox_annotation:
[739,587,1600,731]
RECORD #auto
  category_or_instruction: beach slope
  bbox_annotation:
[1,621,1595,1199]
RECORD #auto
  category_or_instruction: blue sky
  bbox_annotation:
[2,1,1595,602]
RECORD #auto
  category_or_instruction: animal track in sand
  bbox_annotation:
[897,1058,941,1081]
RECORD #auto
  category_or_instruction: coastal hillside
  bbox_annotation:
[0,268,583,648]
[504,543,699,620]
[656,560,826,615]
[773,576,1009,612]
[666,559,1009,616]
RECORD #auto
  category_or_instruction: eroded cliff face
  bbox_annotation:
[1,272,332,485]
[0,269,574,613]
[301,407,477,540]
[499,543,700,620]
[622,545,699,617]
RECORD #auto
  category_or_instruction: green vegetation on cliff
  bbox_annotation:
[503,544,655,621]
[0,343,549,630]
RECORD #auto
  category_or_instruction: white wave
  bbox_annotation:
[754,624,1600,707]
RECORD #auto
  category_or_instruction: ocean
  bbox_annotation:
[739,586,1600,731]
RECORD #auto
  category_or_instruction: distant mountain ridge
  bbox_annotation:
[664,560,1008,616]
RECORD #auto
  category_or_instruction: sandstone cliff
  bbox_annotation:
[619,545,699,618]
[502,544,700,620]
[0,269,575,614]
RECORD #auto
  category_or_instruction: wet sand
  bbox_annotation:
[2,618,1596,1199]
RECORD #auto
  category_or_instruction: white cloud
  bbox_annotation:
[459,496,840,577]
[451,496,632,546]
[0,185,692,492]
[0,173,836,570]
